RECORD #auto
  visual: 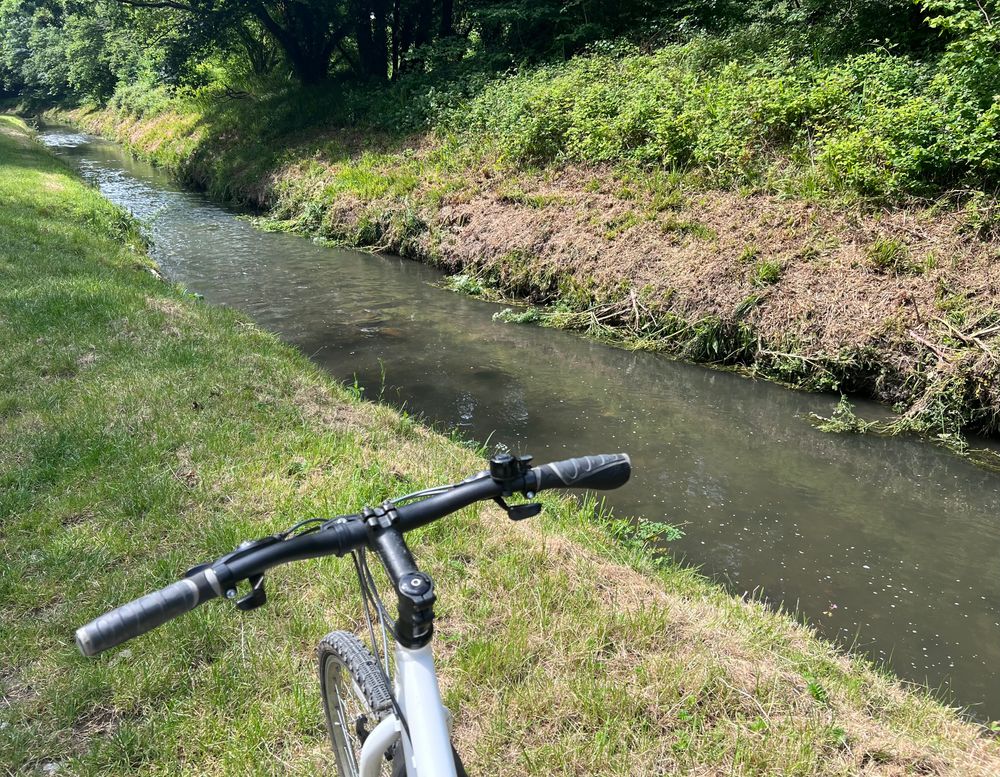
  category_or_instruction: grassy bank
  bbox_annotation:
[48,35,1000,448]
[3,116,998,775]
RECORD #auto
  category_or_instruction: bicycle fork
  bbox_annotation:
[359,642,456,777]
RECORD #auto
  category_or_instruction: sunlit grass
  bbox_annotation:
[2,116,998,775]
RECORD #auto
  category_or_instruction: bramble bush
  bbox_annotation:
[452,35,1000,199]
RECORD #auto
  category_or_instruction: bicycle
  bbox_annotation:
[76,452,632,776]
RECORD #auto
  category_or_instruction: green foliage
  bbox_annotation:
[604,516,684,564]
[444,273,485,295]
[0,0,239,102]
[455,42,1000,199]
[959,191,1000,238]
[737,0,938,55]
[750,258,783,286]
[921,0,1000,75]
[493,306,544,324]
[812,396,877,434]
[63,14,116,102]
[0,0,70,100]
[733,293,762,318]
[4,0,999,208]
[866,236,913,274]
[683,316,754,362]
[804,674,831,705]
[3,0,998,206]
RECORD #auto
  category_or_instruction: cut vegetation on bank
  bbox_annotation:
[2,116,999,775]
[50,29,1000,450]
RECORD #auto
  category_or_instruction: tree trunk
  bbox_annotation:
[292,52,331,85]
[415,0,432,47]
[371,0,389,80]
[251,4,334,85]
[391,0,401,80]
[439,0,453,37]
[354,0,388,81]
[355,1,375,77]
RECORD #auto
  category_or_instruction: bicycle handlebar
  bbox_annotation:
[76,453,630,656]
[531,453,632,492]
[76,571,219,656]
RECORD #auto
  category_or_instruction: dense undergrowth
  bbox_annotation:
[6,115,1000,774]
[80,28,1000,207]
[460,42,1000,201]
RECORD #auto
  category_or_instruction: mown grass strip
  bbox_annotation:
[1,115,998,775]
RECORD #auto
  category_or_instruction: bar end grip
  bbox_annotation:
[76,572,216,657]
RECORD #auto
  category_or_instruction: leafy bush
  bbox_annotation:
[921,0,1000,96]
[108,81,176,118]
[452,40,1000,199]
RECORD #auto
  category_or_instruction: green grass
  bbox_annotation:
[3,116,997,774]
[867,235,915,274]
[750,258,784,287]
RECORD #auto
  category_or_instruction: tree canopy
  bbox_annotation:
[0,0,992,104]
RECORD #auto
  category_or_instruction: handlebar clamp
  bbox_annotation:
[395,571,436,649]
[362,502,400,530]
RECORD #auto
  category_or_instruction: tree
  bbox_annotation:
[113,0,353,84]
[64,12,117,100]
[0,0,72,99]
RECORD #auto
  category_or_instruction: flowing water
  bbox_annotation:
[39,127,1000,720]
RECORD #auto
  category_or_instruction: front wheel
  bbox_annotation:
[318,631,470,777]
[319,631,395,776]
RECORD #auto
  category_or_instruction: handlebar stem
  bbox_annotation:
[373,528,436,649]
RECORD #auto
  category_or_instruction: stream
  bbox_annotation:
[39,126,1000,721]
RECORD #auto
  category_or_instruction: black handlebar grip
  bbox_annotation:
[532,453,632,492]
[75,570,220,656]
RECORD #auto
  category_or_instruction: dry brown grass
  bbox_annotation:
[441,509,1000,775]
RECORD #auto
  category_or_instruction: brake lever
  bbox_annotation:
[493,496,542,521]
[234,573,267,610]
[184,534,283,610]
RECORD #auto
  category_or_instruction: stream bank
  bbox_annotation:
[48,101,1000,447]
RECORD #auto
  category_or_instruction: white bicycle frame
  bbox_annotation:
[357,642,457,777]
